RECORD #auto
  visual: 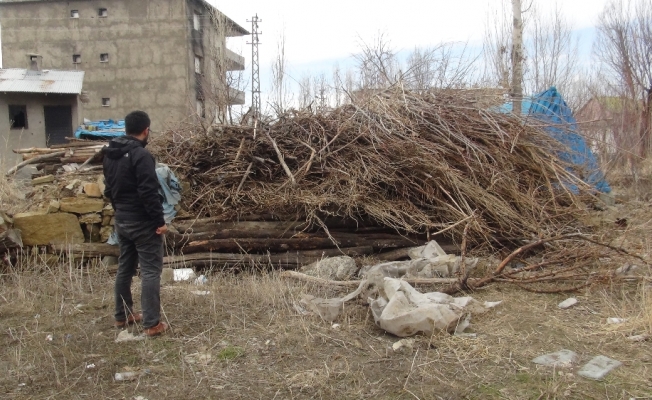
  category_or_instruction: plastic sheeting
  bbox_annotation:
[500,87,611,193]
[74,119,126,140]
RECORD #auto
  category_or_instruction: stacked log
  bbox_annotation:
[9,140,107,175]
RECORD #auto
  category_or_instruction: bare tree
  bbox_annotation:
[595,0,652,157]
[526,4,579,95]
[270,30,291,115]
[354,33,399,90]
[483,0,513,90]
[404,43,478,91]
[511,0,525,115]
[298,74,312,109]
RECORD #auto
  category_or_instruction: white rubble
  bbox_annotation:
[532,349,579,368]
[361,240,478,280]
[578,355,622,380]
[558,298,578,309]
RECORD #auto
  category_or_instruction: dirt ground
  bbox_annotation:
[1,191,651,399]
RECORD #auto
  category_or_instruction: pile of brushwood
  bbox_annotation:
[156,89,588,244]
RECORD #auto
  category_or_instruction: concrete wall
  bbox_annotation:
[0,93,80,169]
[0,0,195,131]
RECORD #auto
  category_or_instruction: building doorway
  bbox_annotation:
[44,106,73,146]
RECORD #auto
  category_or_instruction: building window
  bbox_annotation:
[73,54,81,64]
[99,8,108,17]
[100,53,109,63]
[193,12,201,31]
[102,98,111,107]
[9,105,28,129]
[194,56,202,74]
[196,100,204,117]
[71,10,79,18]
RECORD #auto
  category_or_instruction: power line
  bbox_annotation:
[247,14,261,119]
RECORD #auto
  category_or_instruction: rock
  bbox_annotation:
[301,256,357,281]
[102,215,112,226]
[102,204,115,217]
[13,212,84,246]
[47,200,60,213]
[79,213,102,224]
[83,183,103,198]
[532,350,579,368]
[578,355,622,380]
[60,197,104,214]
[97,177,106,194]
[606,317,628,324]
[32,175,55,185]
[558,298,578,309]
[100,226,113,242]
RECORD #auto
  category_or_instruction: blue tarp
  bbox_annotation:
[74,119,126,140]
[501,87,611,193]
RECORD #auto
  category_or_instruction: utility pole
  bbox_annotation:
[511,0,524,116]
[247,14,262,119]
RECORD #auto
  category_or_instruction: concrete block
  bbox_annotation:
[60,197,104,214]
[83,183,103,198]
[100,226,113,242]
[13,212,84,246]
[578,356,622,380]
[532,350,578,368]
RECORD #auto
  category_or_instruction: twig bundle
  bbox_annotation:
[155,88,589,244]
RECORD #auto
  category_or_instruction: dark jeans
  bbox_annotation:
[114,220,164,329]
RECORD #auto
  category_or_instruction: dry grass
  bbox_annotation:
[1,246,651,399]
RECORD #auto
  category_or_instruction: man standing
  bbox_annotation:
[102,111,168,336]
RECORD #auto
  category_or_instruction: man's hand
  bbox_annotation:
[156,225,168,235]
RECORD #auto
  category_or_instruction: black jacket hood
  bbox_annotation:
[102,136,145,160]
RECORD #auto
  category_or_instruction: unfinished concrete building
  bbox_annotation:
[0,0,248,131]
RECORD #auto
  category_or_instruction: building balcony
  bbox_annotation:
[228,87,245,105]
[225,48,245,71]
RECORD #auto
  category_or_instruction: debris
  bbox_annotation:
[190,290,211,296]
[392,338,415,352]
[184,352,212,365]
[578,355,622,380]
[115,330,145,343]
[173,268,196,282]
[361,240,478,279]
[532,349,579,368]
[114,371,139,382]
[194,275,208,285]
[299,280,367,322]
[627,334,649,342]
[369,278,500,337]
[301,256,357,281]
[86,363,96,370]
[558,298,578,309]
[607,318,628,324]
[46,334,53,342]
[331,323,341,330]
[615,264,643,276]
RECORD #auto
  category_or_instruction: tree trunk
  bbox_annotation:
[180,236,418,254]
[511,0,524,115]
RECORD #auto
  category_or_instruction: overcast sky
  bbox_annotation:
[209,0,612,106]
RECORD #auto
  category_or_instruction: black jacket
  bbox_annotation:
[102,136,165,228]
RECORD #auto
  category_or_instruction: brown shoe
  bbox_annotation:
[115,313,143,328]
[143,322,168,337]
